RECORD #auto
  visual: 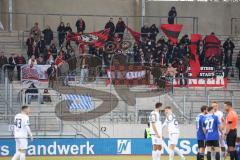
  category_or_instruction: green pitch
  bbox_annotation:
[0,156,195,160]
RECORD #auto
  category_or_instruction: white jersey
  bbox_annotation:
[149,110,162,135]
[14,113,30,139]
[214,110,224,136]
[163,113,179,134]
[214,110,224,124]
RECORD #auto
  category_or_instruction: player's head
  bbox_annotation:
[224,101,232,112]
[208,106,214,114]
[21,105,30,115]
[201,105,208,114]
[211,101,219,111]
[147,122,150,127]
[155,102,162,111]
[164,106,172,115]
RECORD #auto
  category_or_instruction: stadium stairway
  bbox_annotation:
[0,31,25,56]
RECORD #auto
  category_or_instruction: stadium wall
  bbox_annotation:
[2,0,240,35]
[80,123,240,138]
[146,1,240,35]
[1,0,140,31]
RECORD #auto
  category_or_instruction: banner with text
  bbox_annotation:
[173,67,227,87]
[21,65,50,85]
[0,138,198,156]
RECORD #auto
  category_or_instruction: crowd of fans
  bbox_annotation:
[0,6,240,84]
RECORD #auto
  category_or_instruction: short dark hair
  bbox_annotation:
[21,105,29,110]
[155,103,162,109]
[224,101,232,107]
[201,105,208,112]
[208,106,213,112]
[164,106,172,110]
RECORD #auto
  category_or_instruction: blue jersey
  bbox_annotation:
[236,143,240,160]
[203,114,220,141]
[196,113,205,140]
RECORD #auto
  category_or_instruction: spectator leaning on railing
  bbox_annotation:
[25,83,38,104]
[28,55,37,67]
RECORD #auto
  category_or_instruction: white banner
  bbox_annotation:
[21,65,50,86]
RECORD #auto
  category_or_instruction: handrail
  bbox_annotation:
[0,11,198,18]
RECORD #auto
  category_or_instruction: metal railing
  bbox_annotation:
[0,12,198,33]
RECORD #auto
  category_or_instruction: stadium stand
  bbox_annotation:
[0,1,240,140]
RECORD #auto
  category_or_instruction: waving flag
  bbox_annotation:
[204,34,221,58]
[67,29,109,48]
[189,34,202,77]
[126,26,141,44]
[64,94,94,112]
[160,24,183,44]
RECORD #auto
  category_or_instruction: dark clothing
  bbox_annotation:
[236,55,240,79]
[65,26,72,33]
[57,25,66,47]
[35,40,46,59]
[223,40,235,66]
[223,40,235,53]
[50,45,58,60]
[75,19,86,33]
[0,56,8,69]
[15,56,26,80]
[141,26,149,39]
[47,66,57,88]
[63,52,71,61]
[42,29,53,45]
[149,25,159,41]
[206,140,219,147]
[115,21,125,40]
[26,37,34,58]
[8,57,16,70]
[168,10,177,24]
[197,140,206,148]
[105,21,115,39]
[7,57,16,81]
[226,129,237,147]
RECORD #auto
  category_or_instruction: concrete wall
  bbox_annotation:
[6,0,140,31]
[81,123,240,138]
[1,0,240,35]
[0,0,9,29]
[146,1,240,35]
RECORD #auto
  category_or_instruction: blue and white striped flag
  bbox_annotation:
[64,94,94,112]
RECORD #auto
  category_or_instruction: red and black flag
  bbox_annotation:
[160,24,183,44]
[204,34,221,58]
[189,34,202,77]
[83,29,110,47]
[126,26,141,44]
[66,29,110,48]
